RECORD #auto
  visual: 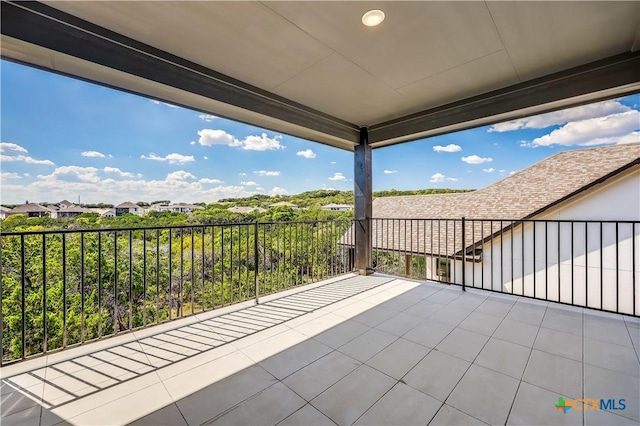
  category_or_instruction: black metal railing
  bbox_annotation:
[371,218,639,317]
[0,219,355,365]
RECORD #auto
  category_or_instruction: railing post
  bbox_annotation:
[461,217,466,291]
[254,222,259,304]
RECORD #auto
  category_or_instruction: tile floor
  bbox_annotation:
[1,274,639,426]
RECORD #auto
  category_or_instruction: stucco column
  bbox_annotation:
[354,127,373,275]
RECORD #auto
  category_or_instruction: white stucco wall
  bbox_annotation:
[452,167,640,314]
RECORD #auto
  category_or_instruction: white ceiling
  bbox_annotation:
[5,1,640,149]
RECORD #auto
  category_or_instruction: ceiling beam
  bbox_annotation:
[0,1,360,150]
[368,52,640,148]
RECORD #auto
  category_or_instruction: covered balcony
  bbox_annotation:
[1,218,639,425]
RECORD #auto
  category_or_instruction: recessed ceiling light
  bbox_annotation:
[362,10,385,27]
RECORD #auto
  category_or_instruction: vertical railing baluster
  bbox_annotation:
[254,222,259,304]
[521,220,525,296]
[156,229,160,324]
[600,222,603,310]
[81,232,85,342]
[143,229,147,327]
[98,232,102,337]
[20,235,26,358]
[557,222,561,302]
[633,222,636,316]
[533,221,536,298]
[211,226,216,309]
[168,230,172,320]
[42,234,47,352]
[129,230,133,330]
[202,226,206,312]
[63,233,68,346]
[544,222,548,302]
[461,217,466,291]
[616,222,619,313]
[571,222,574,305]
[585,222,588,309]
[114,232,118,333]
[180,228,184,316]
[511,220,514,295]
[500,221,504,292]
[191,228,195,312]
[490,220,494,291]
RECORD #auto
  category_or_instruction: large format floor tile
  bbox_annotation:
[2,274,639,426]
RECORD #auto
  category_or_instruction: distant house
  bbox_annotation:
[269,201,298,210]
[342,144,640,314]
[114,202,144,216]
[0,206,11,219]
[150,202,204,214]
[99,209,116,217]
[228,206,267,214]
[5,203,55,218]
[321,203,353,212]
[55,205,91,218]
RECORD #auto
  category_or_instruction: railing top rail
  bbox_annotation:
[0,218,355,236]
[371,217,640,224]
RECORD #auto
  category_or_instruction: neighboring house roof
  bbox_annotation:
[57,205,90,214]
[228,206,266,214]
[7,203,55,214]
[56,200,74,208]
[0,206,11,212]
[321,203,353,209]
[342,143,640,257]
[115,202,141,208]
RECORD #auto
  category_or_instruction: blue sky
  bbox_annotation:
[1,60,638,205]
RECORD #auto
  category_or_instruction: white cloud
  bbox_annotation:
[328,172,347,181]
[23,173,30,177]
[190,141,196,146]
[489,100,632,132]
[296,149,316,159]
[198,114,217,122]
[103,166,136,178]
[483,168,495,173]
[151,99,179,108]
[383,170,397,174]
[430,173,446,183]
[81,150,106,158]
[241,133,284,151]
[197,129,238,147]
[254,170,280,177]
[203,156,208,160]
[37,166,100,183]
[330,161,337,164]
[1,172,22,179]
[239,172,247,176]
[200,178,223,184]
[433,144,462,153]
[270,187,289,196]
[141,153,195,164]
[0,142,28,153]
[0,143,54,165]
[241,181,259,186]
[1,154,54,165]
[462,155,493,164]
[166,171,196,183]
[429,173,459,183]
[510,171,517,176]
[197,129,284,151]
[1,168,263,204]
[527,110,640,148]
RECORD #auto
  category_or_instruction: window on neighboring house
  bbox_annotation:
[436,257,451,283]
